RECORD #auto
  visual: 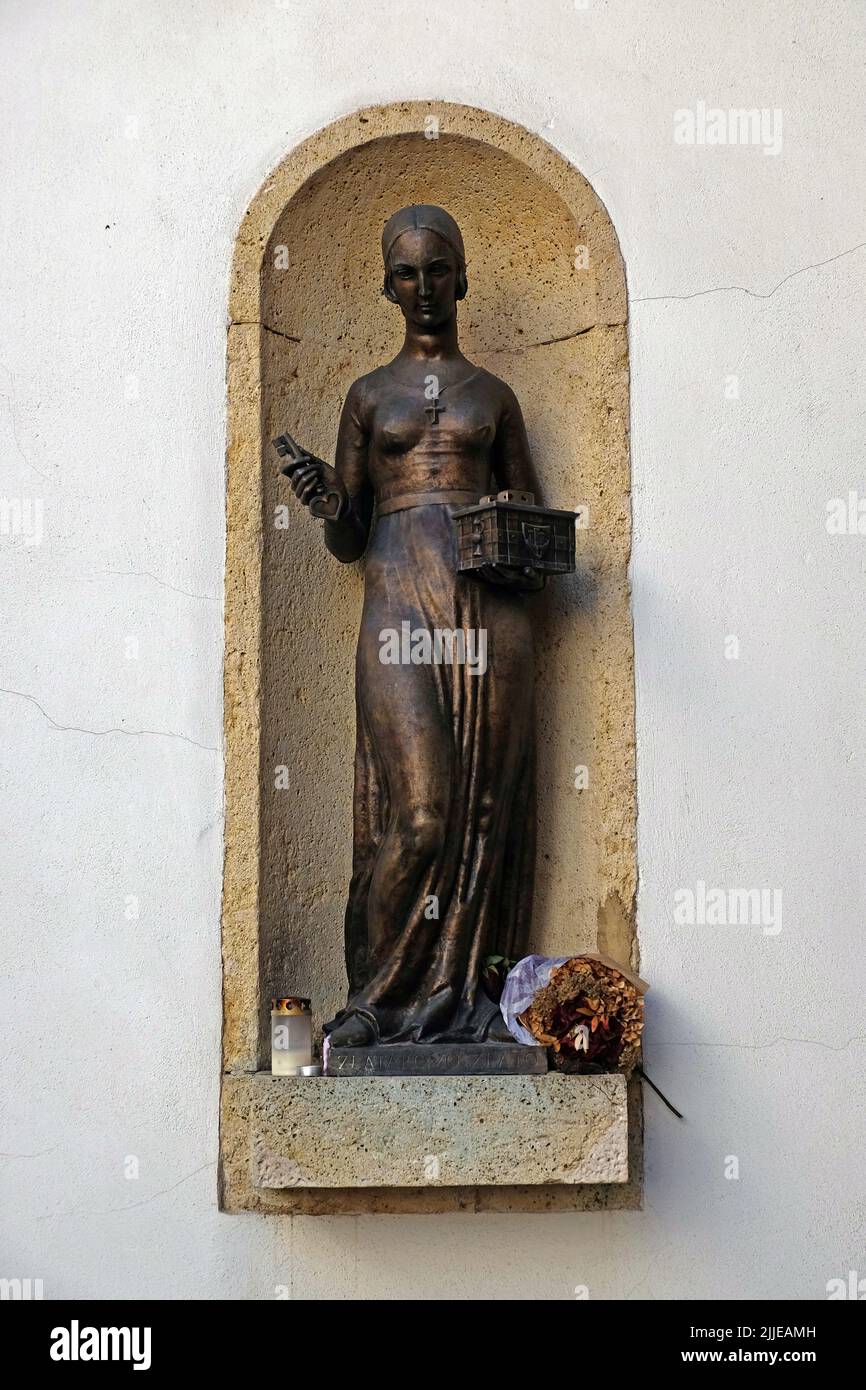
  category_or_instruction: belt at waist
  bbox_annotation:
[376,489,480,517]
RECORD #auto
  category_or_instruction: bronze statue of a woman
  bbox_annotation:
[282,205,543,1050]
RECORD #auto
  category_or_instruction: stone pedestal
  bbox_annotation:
[249,1071,628,1190]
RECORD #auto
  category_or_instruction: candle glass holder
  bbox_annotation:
[271,997,313,1075]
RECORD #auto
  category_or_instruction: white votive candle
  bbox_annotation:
[271,997,313,1075]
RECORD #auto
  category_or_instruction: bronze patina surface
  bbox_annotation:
[280,205,546,1053]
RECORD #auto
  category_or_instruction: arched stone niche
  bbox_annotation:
[222,103,637,1213]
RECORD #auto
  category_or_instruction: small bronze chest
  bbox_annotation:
[453,490,578,575]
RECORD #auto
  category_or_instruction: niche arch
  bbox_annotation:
[222,103,636,1213]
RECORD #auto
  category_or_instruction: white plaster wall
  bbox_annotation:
[2,0,864,1299]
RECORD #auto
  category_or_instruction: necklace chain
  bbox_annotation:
[385,364,480,394]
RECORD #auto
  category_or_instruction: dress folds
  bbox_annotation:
[328,498,536,1043]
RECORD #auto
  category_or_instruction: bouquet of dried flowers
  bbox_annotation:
[518,954,647,1075]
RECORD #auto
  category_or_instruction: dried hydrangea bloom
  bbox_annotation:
[519,956,645,1073]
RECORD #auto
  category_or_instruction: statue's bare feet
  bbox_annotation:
[328,1013,375,1047]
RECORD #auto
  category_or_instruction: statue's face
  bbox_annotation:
[387,228,459,330]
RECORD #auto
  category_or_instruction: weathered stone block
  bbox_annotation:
[249,1071,628,1189]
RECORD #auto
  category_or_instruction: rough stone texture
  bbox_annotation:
[250,1073,627,1189]
[221,1071,641,1214]
[221,102,637,1213]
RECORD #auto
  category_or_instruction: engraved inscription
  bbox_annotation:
[327,1044,547,1077]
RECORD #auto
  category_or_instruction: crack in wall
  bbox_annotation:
[631,238,866,304]
[233,322,624,353]
[230,320,301,343]
[104,568,220,603]
[0,686,218,752]
[486,323,623,353]
[656,1033,866,1052]
[0,361,53,484]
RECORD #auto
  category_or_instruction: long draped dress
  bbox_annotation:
[324,363,538,1044]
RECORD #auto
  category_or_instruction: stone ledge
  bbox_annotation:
[249,1071,628,1189]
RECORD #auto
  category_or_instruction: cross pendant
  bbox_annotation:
[425,395,445,425]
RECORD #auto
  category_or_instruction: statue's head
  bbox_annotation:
[381,205,467,330]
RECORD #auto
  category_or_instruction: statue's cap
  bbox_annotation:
[381,205,466,267]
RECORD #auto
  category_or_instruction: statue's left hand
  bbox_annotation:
[477,563,546,593]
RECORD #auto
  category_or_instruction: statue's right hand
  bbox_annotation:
[278,443,349,521]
